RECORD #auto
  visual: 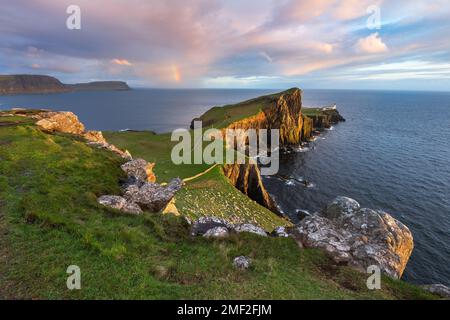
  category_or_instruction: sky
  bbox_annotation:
[1,0,450,91]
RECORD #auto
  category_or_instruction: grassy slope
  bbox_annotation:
[194,88,298,129]
[104,131,288,230]
[0,116,437,299]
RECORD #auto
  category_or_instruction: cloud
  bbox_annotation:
[355,33,388,53]
[111,59,133,66]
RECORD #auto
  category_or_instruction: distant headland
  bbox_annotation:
[0,74,131,95]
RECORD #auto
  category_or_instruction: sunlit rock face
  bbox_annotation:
[293,196,414,279]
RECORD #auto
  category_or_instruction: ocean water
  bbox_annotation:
[1,88,449,286]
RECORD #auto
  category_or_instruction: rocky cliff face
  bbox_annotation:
[0,75,70,95]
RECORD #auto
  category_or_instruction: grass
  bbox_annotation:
[0,116,439,299]
[193,88,298,129]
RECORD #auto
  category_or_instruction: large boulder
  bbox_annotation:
[97,195,142,214]
[190,216,234,236]
[293,197,414,279]
[121,159,156,183]
[234,223,268,237]
[35,111,85,134]
[124,178,182,212]
[203,226,229,239]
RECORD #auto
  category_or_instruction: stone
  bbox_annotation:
[121,159,156,183]
[296,209,311,221]
[83,130,106,143]
[35,111,85,134]
[124,178,182,212]
[323,196,360,220]
[233,256,252,270]
[271,226,289,237]
[191,216,233,236]
[234,223,267,237]
[421,284,450,298]
[203,226,229,239]
[97,195,142,214]
[293,196,414,279]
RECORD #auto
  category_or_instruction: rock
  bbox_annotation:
[97,195,142,214]
[234,223,267,237]
[124,178,182,212]
[83,130,107,143]
[121,159,156,183]
[293,197,414,279]
[203,226,229,239]
[233,256,252,270]
[323,196,360,220]
[35,111,85,134]
[296,209,311,221]
[271,226,289,237]
[421,284,450,298]
[87,142,132,160]
[191,216,234,236]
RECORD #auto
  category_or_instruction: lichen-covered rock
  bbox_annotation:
[233,256,252,270]
[121,159,156,183]
[234,223,267,237]
[83,130,106,143]
[203,226,229,239]
[293,197,414,279]
[421,284,450,298]
[97,195,142,214]
[124,178,182,212]
[271,226,289,237]
[36,111,85,134]
[191,216,234,236]
[87,142,132,160]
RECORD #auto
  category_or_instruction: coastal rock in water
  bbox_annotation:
[234,223,268,237]
[296,209,311,221]
[97,195,142,214]
[421,284,450,298]
[191,216,233,236]
[124,178,182,212]
[35,111,85,134]
[203,226,229,239]
[293,197,414,279]
[121,158,156,183]
[233,256,252,270]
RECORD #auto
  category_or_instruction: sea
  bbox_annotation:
[1,88,449,286]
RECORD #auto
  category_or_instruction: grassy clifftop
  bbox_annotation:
[0,111,436,299]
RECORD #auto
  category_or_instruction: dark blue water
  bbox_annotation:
[1,89,449,286]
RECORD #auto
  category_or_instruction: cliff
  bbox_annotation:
[198,88,344,214]
[0,75,70,95]
[0,74,130,95]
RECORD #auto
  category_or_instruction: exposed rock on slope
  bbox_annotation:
[292,196,414,279]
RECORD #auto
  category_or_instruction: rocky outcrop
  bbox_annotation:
[98,158,182,214]
[121,159,156,183]
[421,284,450,298]
[35,111,85,135]
[123,178,182,212]
[190,216,268,238]
[292,197,414,279]
[98,195,143,214]
[223,162,277,212]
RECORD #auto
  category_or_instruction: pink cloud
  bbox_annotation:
[355,33,388,54]
[111,59,133,66]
